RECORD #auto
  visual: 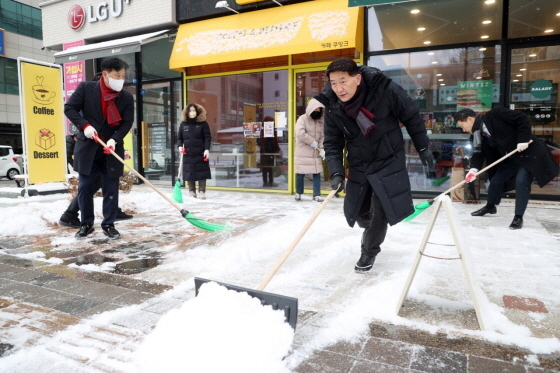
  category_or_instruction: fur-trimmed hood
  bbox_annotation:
[181,103,207,122]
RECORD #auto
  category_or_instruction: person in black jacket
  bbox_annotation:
[64,58,134,239]
[456,107,559,229]
[177,103,212,199]
[316,57,434,272]
[65,134,77,172]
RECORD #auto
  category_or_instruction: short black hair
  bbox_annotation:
[456,108,477,122]
[326,57,360,79]
[91,72,102,81]
[100,57,129,72]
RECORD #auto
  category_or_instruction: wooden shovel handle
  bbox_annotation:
[257,188,339,291]
[96,137,183,212]
[435,140,533,201]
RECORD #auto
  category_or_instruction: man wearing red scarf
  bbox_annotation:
[65,58,134,240]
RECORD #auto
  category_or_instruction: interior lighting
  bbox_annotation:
[438,79,444,82]
[481,35,489,39]
[485,0,495,4]
[513,79,519,82]
[479,47,487,51]
[417,27,426,31]
[516,74,522,77]
[520,68,526,71]
[423,41,431,44]
[440,84,445,86]
[482,20,492,24]
[556,12,560,16]
[544,29,554,33]
[411,9,420,14]
[428,52,434,55]
[529,53,537,57]
[436,73,442,76]
[431,61,438,64]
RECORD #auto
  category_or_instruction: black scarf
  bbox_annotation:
[341,83,376,137]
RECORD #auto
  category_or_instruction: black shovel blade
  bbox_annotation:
[194,277,298,330]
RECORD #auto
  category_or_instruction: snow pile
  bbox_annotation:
[135,281,294,373]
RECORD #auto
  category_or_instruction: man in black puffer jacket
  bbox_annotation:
[316,57,434,272]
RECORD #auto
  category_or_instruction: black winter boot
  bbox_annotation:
[355,253,377,272]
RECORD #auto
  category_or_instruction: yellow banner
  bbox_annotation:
[170,0,361,69]
[20,61,66,184]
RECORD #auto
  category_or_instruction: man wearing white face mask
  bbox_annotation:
[65,57,134,240]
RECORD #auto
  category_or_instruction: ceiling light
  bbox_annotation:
[544,29,554,33]
[516,74,522,77]
[479,48,487,51]
[556,12,560,16]
[513,79,519,82]
[520,68,526,71]
[417,27,426,31]
[431,61,438,64]
[440,84,445,86]
[485,0,495,4]
[482,20,492,24]
[438,79,444,82]
[436,73,442,76]
[423,41,431,44]
[481,35,489,39]
[410,9,420,14]
[428,52,434,55]
[476,77,481,79]
[215,1,239,14]
[529,53,537,57]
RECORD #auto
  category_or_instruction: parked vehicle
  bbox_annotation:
[0,145,21,180]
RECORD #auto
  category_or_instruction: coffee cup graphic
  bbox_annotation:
[31,76,56,105]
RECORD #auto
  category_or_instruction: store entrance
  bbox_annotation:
[294,69,331,196]
[508,43,560,196]
[140,80,182,185]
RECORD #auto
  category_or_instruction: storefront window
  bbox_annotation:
[367,0,503,50]
[369,46,501,194]
[186,71,289,190]
[509,0,560,39]
[509,45,560,195]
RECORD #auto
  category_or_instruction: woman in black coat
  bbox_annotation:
[177,103,211,199]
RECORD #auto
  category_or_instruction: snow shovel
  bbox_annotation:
[404,140,532,222]
[195,187,340,330]
[96,138,231,232]
[172,147,184,203]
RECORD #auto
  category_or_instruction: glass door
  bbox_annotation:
[508,43,560,197]
[294,69,331,196]
[141,80,182,185]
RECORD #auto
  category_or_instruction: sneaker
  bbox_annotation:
[102,224,121,240]
[355,253,376,272]
[75,223,94,239]
[115,208,133,221]
[313,196,324,202]
[295,194,301,201]
[471,205,497,216]
[59,213,81,229]
[509,216,523,230]
[189,191,197,198]
[198,192,206,200]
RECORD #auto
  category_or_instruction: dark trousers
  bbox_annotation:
[486,159,534,216]
[188,180,206,193]
[262,167,273,184]
[78,147,119,226]
[356,186,388,257]
[296,173,321,196]
[65,172,102,217]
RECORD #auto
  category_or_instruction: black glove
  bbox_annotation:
[418,148,436,179]
[331,173,345,197]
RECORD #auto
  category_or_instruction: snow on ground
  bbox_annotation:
[0,183,559,372]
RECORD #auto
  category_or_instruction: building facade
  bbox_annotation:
[0,0,54,152]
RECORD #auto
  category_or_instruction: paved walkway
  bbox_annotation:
[0,187,559,372]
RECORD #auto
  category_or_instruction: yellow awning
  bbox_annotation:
[170,0,362,70]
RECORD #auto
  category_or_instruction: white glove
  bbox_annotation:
[203,149,209,161]
[309,140,318,148]
[83,125,97,140]
[465,169,478,183]
[103,139,116,154]
[517,142,529,152]
[318,148,325,160]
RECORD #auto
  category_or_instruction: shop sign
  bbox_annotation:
[349,0,417,7]
[530,79,553,99]
[456,80,492,113]
[68,0,132,31]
